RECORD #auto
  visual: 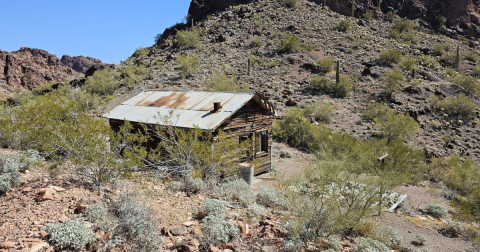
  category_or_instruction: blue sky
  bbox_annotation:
[0,0,191,64]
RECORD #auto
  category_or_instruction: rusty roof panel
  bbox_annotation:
[104,90,256,130]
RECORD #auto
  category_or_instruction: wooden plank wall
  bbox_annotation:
[217,99,274,175]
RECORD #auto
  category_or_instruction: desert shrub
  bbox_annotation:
[85,69,119,96]
[432,43,450,56]
[207,70,249,92]
[416,234,427,245]
[317,58,335,73]
[0,173,20,195]
[202,199,228,219]
[201,199,239,244]
[444,219,464,236]
[335,19,351,32]
[304,101,335,123]
[185,176,206,193]
[169,181,184,191]
[335,75,352,98]
[363,103,417,142]
[277,33,301,53]
[435,93,477,119]
[390,18,418,44]
[400,56,417,71]
[248,204,266,216]
[202,219,240,244]
[214,179,255,206]
[84,204,117,234]
[471,65,480,78]
[112,194,162,251]
[284,237,304,252]
[377,50,403,66]
[250,37,262,47]
[352,237,389,252]
[176,54,199,79]
[256,187,288,209]
[280,149,293,158]
[435,15,447,31]
[419,55,440,68]
[0,151,42,195]
[465,50,479,62]
[283,0,298,8]
[452,74,479,95]
[176,28,200,48]
[310,75,332,91]
[363,10,374,19]
[45,219,96,250]
[431,156,480,196]
[133,47,149,57]
[383,68,404,94]
[425,203,448,219]
[376,226,402,246]
[326,235,343,250]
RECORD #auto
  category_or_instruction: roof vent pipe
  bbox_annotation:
[213,102,222,111]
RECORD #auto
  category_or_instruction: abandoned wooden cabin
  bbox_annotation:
[103,90,278,175]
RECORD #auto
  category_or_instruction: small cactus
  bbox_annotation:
[351,0,355,17]
[336,60,340,86]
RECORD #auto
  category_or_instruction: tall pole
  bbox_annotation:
[378,154,389,216]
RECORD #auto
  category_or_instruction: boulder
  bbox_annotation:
[37,188,55,202]
[0,241,15,249]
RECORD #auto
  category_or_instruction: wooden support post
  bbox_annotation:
[378,153,389,215]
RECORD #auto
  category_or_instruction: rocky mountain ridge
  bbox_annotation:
[0,47,105,90]
[189,0,480,38]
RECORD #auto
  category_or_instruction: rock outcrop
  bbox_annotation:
[0,47,105,90]
[60,55,103,74]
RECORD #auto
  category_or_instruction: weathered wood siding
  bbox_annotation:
[217,99,274,175]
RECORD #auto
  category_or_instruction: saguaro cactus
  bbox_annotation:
[351,0,355,17]
[455,45,460,72]
[336,60,340,86]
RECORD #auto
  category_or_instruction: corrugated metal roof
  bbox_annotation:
[103,90,260,130]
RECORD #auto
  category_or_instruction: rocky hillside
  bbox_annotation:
[189,0,480,38]
[0,47,106,90]
[118,0,480,163]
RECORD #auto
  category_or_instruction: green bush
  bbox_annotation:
[425,203,448,219]
[185,176,206,193]
[317,58,335,73]
[435,15,447,31]
[383,68,405,94]
[214,179,255,207]
[207,71,249,92]
[309,75,332,91]
[176,55,200,79]
[432,43,450,56]
[335,19,351,32]
[250,37,262,47]
[436,93,477,119]
[133,47,149,57]
[277,33,301,53]
[85,69,119,96]
[335,75,353,98]
[256,187,288,209]
[176,28,200,48]
[390,18,418,44]
[452,74,479,95]
[400,56,417,71]
[363,103,418,142]
[45,219,96,250]
[202,199,228,219]
[465,49,478,62]
[471,65,480,78]
[0,151,42,195]
[304,101,335,123]
[377,50,403,66]
[431,156,480,196]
